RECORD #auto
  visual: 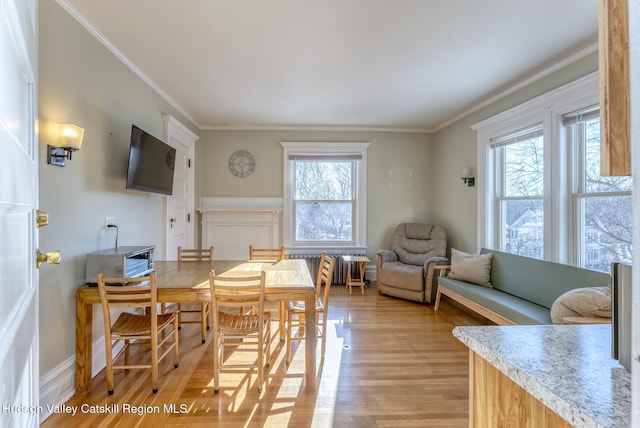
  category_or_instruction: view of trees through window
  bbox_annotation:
[499,131,545,259]
[294,161,353,241]
[579,118,632,271]
[497,117,632,272]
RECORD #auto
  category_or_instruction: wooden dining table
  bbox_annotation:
[75,259,316,395]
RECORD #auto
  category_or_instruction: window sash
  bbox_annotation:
[281,141,369,251]
[574,193,632,271]
[294,200,355,243]
[490,123,543,149]
[568,113,633,270]
[290,159,358,245]
[288,154,362,161]
[292,159,355,201]
[562,105,599,126]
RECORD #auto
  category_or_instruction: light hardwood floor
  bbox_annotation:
[42,284,490,427]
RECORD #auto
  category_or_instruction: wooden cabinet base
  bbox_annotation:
[469,351,571,428]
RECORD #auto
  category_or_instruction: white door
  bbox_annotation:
[0,0,40,427]
[163,115,197,260]
[168,143,190,257]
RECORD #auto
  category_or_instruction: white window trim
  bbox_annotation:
[281,141,370,254]
[472,71,599,262]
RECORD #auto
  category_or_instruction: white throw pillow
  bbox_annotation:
[447,248,493,287]
[550,286,612,324]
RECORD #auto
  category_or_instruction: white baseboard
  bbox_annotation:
[39,356,75,423]
[39,335,119,423]
[366,265,376,281]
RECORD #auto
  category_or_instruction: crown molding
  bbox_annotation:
[55,0,202,129]
[432,41,599,133]
[54,0,597,135]
[199,124,432,133]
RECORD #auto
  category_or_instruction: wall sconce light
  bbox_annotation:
[47,123,85,167]
[460,167,475,187]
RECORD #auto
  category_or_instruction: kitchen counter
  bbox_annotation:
[453,324,631,427]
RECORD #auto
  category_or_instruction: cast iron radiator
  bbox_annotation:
[287,253,365,285]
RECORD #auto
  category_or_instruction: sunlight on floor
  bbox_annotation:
[198,318,346,426]
[41,287,475,428]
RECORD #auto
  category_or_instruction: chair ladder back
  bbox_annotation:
[315,252,335,299]
[97,273,157,322]
[208,270,270,394]
[318,255,335,305]
[284,253,334,365]
[178,246,214,262]
[249,245,285,261]
[104,289,153,308]
[96,270,178,395]
[209,271,266,312]
[175,247,213,344]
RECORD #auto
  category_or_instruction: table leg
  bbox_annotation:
[346,262,352,295]
[358,261,366,295]
[75,290,93,395]
[304,288,317,391]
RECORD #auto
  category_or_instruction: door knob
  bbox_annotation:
[36,249,61,268]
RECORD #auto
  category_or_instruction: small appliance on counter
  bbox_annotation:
[85,245,154,284]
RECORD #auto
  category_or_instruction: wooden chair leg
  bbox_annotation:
[160,304,167,340]
[200,304,207,344]
[265,316,272,368]
[151,331,159,393]
[286,312,292,364]
[205,303,210,329]
[173,317,179,368]
[124,339,130,366]
[320,314,327,359]
[213,336,220,394]
[278,301,285,342]
[257,331,264,393]
[105,338,114,395]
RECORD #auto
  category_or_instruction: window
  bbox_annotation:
[294,158,354,242]
[566,107,633,271]
[492,124,545,259]
[474,72,632,272]
[282,142,369,251]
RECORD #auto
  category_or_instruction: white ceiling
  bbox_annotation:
[60,0,599,132]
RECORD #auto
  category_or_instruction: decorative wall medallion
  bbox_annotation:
[228,150,256,177]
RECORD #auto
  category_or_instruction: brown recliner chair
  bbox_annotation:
[376,223,448,303]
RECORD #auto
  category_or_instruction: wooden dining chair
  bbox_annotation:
[247,245,284,316]
[249,245,285,262]
[173,246,213,344]
[285,252,335,364]
[96,271,179,395]
[209,270,271,394]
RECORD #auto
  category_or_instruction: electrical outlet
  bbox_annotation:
[105,216,115,228]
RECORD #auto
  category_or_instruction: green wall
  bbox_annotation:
[38,0,198,376]
[197,130,435,258]
[430,52,599,254]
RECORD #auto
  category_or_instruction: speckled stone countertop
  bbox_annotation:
[453,324,631,428]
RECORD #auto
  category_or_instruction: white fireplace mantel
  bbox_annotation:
[198,197,283,260]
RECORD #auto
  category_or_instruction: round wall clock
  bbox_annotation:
[228,150,256,177]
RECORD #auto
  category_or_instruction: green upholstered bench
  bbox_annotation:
[433,249,610,325]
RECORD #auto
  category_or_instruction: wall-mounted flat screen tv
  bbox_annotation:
[126,124,176,195]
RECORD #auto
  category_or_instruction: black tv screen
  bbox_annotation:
[126,125,176,195]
